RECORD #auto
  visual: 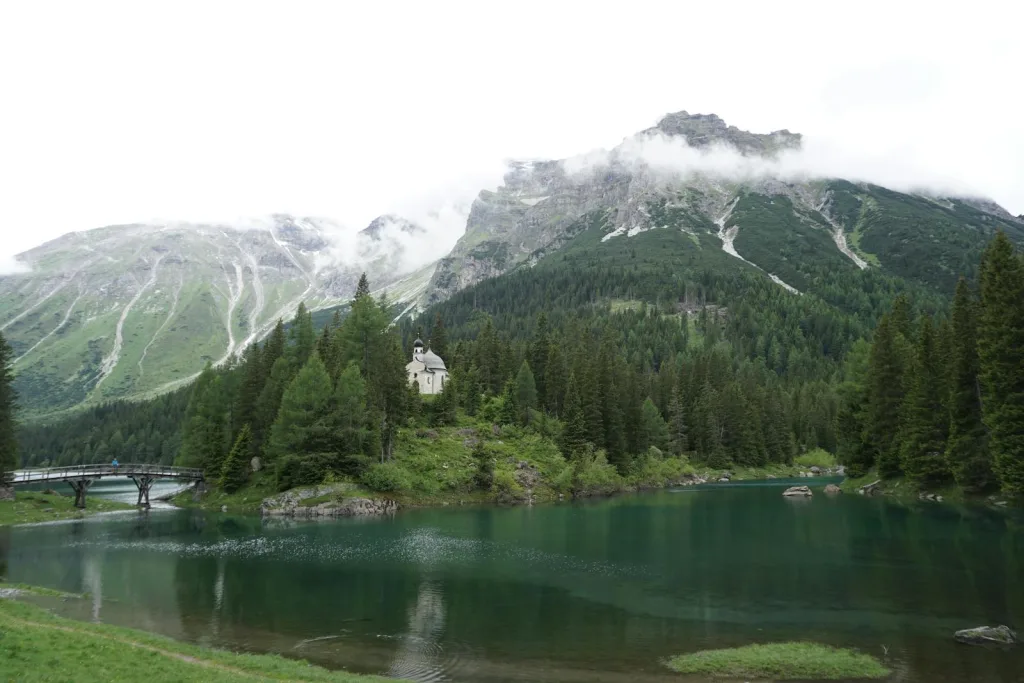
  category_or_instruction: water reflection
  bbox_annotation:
[2,485,1023,683]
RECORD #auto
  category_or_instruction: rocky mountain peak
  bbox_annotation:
[360,215,425,240]
[650,110,802,156]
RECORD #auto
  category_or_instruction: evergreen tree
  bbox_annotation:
[544,342,567,416]
[946,278,994,492]
[498,379,518,426]
[476,318,501,394]
[354,272,371,299]
[262,320,287,376]
[234,344,264,440]
[579,364,604,448]
[531,313,550,407]
[433,375,458,427]
[219,425,252,493]
[514,360,538,425]
[368,328,410,462]
[865,314,907,478]
[0,333,17,478]
[640,398,670,453]
[978,233,1024,493]
[177,365,228,474]
[559,373,589,459]
[429,312,449,360]
[266,354,333,463]
[252,357,292,455]
[289,302,315,367]
[692,381,722,463]
[463,365,482,417]
[899,316,951,488]
[667,386,688,455]
[472,440,494,490]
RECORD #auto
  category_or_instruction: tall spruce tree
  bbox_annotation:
[354,272,371,299]
[289,303,315,367]
[640,398,670,453]
[899,316,951,488]
[429,312,449,360]
[978,233,1024,493]
[177,365,228,473]
[266,354,333,463]
[0,333,17,479]
[946,278,994,491]
[865,314,907,478]
[559,373,589,459]
[544,342,567,416]
[514,360,538,425]
[219,425,252,493]
[667,386,688,455]
[531,314,550,407]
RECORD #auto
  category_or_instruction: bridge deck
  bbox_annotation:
[8,464,204,485]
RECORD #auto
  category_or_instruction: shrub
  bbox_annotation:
[361,462,413,492]
[492,469,526,502]
[795,449,837,469]
[275,453,335,491]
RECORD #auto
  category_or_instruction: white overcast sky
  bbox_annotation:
[1,0,1022,267]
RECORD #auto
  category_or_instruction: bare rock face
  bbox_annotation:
[954,625,1017,646]
[783,485,813,497]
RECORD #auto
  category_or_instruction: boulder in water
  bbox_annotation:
[824,484,842,495]
[954,625,1017,646]
[783,486,812,497]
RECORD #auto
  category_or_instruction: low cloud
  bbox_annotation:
[0,255,31,276]
[563,130,981,201]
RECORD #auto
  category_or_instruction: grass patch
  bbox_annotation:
[172,473,277,513]
[666,642,890,680]
[0,583,81,598]
[794,449,837,469]
[0,598,397,682]
[0,491,135,526]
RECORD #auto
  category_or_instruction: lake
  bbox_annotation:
[2,479,1022,682]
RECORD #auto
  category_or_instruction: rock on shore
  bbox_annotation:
[261,485,397,518]
[954,625,1018,646]
[782,485,812,497]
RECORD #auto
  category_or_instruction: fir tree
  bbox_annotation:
[472,440,494,490]
[432,376,458,427]
[252,356,292,455]
[640,398,670,453]
[544,342,567,416]
[531,313,550,407]
[899,316,951,488]
[464,365,482,417]
[178,365,228,474]
[0,333,17,479]
[266,354,333,463]
[498,379,518,426]
[354,272,371,299]
[559,373,589,459]
[667,386,688,455]
[978,233,1024,493]
[429,312,449,361]
[514,360,538,425]
[946,278,994,492]
[234,344,264,441]
[262,320,287,376]
[865,315,907,478]
[289,302,315,367]
[219,424,252,493]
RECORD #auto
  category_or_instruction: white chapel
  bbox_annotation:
[406,338,448,395]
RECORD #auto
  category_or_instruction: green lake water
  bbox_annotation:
[2,479,1022,682]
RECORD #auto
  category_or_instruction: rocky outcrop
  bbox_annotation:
[783,486,813,497]
[261,485,397,518]
[858,480,882,496]
[954,625,1018,646]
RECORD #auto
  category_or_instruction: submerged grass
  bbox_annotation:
[0,491,135,526]
[666,642,890,680]
[0,598,399,682]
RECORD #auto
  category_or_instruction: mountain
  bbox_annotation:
[424,111,1024,305]
[0,215,432,417]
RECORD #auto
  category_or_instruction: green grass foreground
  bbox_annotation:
[0,598,400,682]
[666,642,890,680]
[0,491,136,526]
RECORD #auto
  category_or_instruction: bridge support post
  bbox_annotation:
[67,479,93,509]
[131,475,155,508]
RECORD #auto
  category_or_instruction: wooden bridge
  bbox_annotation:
[5,464,204,508]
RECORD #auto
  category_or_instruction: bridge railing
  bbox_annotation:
[8,464,204,484]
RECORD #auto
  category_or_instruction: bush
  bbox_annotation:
[275,453,335,491]
[628,452,694,487]
[795,449,837,469]
[573,448,624,496]
[361,462,413,492]
[492,469,526,502]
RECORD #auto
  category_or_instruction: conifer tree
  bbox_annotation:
[692,381,722,463]
[865,315,907,478]
[234,344,264,440]
[514,360,538,425]
[978,233,1024,493]
[544,342,567,416]
[463,365,482,417]
[640,398,670,453]
[899,316,951,488]
[266,354,333,463]
[0,333,17,479]
[946,278,994,491]
[559,373,589,459]
[531,313,550,407]
[178,365,228,473]
[433,375,458,426]
[219,425,252,493]
[289,302,315,367]
[498,378,518,426]
[579,364,604,448]
[472,440,494,490]
[262,320,287,376]
[252,356,291,455]
[429,312,449,361]
[368,327,410,462]
[354,272,371,299]
[667,386,688,455]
